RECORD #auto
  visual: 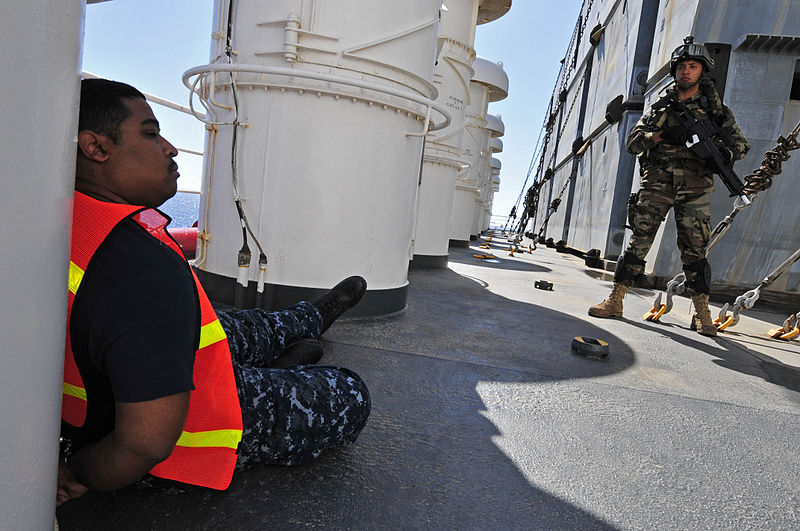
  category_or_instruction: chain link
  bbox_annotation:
[513,0,594,239]
[742,122,800,195]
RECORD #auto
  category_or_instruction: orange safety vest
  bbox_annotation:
[62,191,242,490]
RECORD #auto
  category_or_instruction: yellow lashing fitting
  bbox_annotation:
[767,316,799,340]
[715,315,735,331]
[642,304,667,322]
[571,336,610,359]
[767,327,786,338]
[781,327,799,340]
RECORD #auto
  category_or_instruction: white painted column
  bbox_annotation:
[0,1,85,527]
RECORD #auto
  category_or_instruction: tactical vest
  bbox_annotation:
[62,191,242,490]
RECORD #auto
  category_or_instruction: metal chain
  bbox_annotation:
[559,0,595,96]
[512,0,594,240]
[557,73,586,141]
[515,72,585,241]
[742,121,800,195]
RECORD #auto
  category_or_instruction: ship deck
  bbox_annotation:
[57,235,800,530]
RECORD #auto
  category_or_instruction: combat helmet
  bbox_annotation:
[670,36,714,77]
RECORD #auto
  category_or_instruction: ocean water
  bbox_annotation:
[160,191,200,228]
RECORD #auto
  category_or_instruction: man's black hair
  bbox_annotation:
[79,79,146,143]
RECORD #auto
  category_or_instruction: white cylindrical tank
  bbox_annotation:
[488,136,503,155]
[472,113,504,235]
[190,0,444,315]
[485,137,503,228]
[450,56,507,245]
[484,156,502,230]
[411,0,479,268]
[0,1,84,527]
[413,0,511,264]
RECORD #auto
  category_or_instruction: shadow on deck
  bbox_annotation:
[57,247,638,529]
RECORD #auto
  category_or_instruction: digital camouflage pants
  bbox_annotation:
[216,302,371,470]
[623,167,712,293]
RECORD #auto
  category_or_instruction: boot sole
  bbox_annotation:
[587,310,622,318]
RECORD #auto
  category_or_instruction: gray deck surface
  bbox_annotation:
[57,236,800,530]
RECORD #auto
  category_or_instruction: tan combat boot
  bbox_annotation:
[690,294,717,337]
[588,283,628,318]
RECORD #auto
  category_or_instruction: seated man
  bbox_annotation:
[57,78,371,504]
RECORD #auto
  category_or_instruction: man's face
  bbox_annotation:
[675,59,703,89]
[104,98,180,207]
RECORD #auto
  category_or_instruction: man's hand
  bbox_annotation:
[68,392,190,491]
[660,126,690,145]
[56,460,88,506]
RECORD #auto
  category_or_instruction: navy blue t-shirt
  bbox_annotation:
[65,217,199,447]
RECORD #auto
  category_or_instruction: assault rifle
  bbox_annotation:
[666,95,750,204]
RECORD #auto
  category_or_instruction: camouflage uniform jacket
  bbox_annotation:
[626,77,750,187]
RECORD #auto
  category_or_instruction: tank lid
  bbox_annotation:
[486,114,505,137]
[477,0,512,25]
[490,157,502,170]
[472,57,509,102]
[489,137,503,153]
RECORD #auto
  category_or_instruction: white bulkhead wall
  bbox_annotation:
[0,1,85,527]
[648,0,702,78]
[195,0,443,300]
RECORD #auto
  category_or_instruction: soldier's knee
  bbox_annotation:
[683,258,711,294]
[614,252,646,285]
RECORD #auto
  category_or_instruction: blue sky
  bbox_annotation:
[83,0,583,223]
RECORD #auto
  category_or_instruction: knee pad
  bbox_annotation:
[683,258,711,294]
[613,252,646,284]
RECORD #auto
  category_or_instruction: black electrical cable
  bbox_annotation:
[224,0,268,307]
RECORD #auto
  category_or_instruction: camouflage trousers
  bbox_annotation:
[623,167,712,290]
[217,302,371,470]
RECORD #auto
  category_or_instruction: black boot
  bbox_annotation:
[270,339,323,369]
[313,276,367,333]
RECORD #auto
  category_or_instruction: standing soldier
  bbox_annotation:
[588,37,750,336]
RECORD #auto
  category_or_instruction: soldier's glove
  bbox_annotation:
[660,126,690,145]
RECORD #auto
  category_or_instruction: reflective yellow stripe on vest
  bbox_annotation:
[176,429,242,450]
[199,319,227,350]
[63,382,87,401]
[68,261,85,295]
